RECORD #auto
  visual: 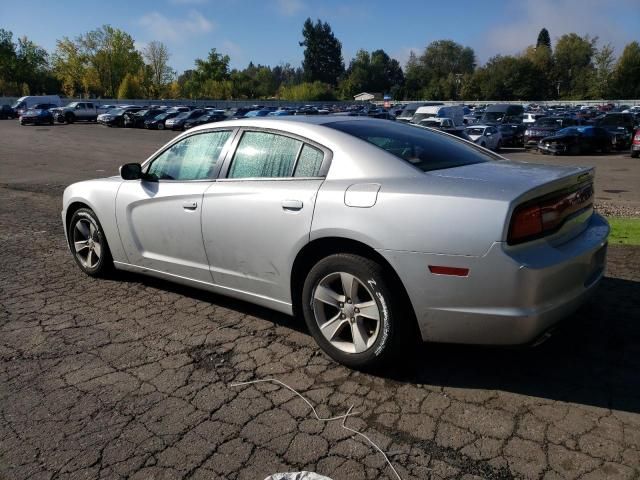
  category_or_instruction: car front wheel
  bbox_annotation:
[68,208,113,277]
[302,253,409,369]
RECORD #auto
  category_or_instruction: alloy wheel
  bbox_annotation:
[312,271,381,354]
[73,218,102,269]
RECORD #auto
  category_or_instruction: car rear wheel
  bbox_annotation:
[631,151,639,158]
[301,253,409,369]
[157,123,165,130]
[68,208,113,277]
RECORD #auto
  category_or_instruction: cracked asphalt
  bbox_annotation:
[1,120,639,480]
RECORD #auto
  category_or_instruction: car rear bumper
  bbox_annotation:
[380,213,609,345]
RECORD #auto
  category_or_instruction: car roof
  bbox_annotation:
[186,114,379,133]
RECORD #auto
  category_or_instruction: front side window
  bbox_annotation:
[148,131,232,181]
[228,131,302,178]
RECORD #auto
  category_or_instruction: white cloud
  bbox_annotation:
[139,10,214,42]
[476,0,636,64]
[221,40,243,57]
[275,0,304,16]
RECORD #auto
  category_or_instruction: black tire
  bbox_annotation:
[631,150,639,158]
[301,253,411,370]
[157,123,165,130]
[495,140,502,152]
[68,208,113,277]
[65,112,75,124]
[569,144,580,155]
[49,119,54,126]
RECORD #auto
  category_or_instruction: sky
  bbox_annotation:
[1,0,637,73]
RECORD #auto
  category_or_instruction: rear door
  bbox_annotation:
[116,129,235,282]
[201,128,330,304]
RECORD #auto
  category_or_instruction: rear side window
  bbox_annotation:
[228,131,301,178]
[148,130,232,180]
[327,120,495,172]
[294,144,324,177]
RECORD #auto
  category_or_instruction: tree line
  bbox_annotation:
[1,22,639,101]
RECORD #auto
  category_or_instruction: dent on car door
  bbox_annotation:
[201,129,328,304]
[115,130,234,283]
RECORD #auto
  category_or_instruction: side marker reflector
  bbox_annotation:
[428,265,469,277]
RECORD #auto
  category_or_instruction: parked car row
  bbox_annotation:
[3,95,639,157]
[393,101,640,156]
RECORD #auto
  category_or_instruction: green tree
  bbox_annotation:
[184,48,230,97]
[536,28,551,49]
[524,44,555,99]
[590,44,615,99]
[300,18,344,86]
[474,55,543,100]
[78,25,143,97]
[193,48,230,83]
[117,72,142,99]
[279,81,335,101]
[15,36,50,94]
[418,40,475,99]
[612,41,640,99]
[143,41,175,98]
[553,33,596,99]
[0,29,17,94]
[52,37,87,97]
[403,51,424,99]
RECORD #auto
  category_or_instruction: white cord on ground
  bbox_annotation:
[230,378,402,480]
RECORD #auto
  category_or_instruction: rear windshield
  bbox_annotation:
[326,120,496,172]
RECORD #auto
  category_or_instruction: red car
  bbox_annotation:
[631,128,640,158]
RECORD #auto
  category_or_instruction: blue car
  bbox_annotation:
[267,110,294,116]
[244,109,271,118]
[20,108,54,126]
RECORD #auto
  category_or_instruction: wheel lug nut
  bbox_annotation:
[340,313,346,319]
[354,308,359,313]
[347,299,352,304]
[339,302,344,308]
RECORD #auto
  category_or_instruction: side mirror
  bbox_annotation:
[120,163,142,180]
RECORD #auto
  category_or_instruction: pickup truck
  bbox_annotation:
[53,102,99,123]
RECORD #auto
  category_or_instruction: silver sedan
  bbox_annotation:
[62,117,609,369]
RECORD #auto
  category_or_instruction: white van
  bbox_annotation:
[410,105,465,127]
[11,95,62,114]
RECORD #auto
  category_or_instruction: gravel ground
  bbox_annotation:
[1,120,640,480]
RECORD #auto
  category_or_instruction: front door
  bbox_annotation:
[116,129,235,283]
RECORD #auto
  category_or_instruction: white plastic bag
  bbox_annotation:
[264,472,333,480]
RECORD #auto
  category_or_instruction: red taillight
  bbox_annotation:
[633,134,640,144]
[508,183,593,245]
[509,205,543,242]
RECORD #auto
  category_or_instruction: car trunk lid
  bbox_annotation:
[429,160,595,244]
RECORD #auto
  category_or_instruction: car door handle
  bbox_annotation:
[281,199,303,211]
[182,201,198,210]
